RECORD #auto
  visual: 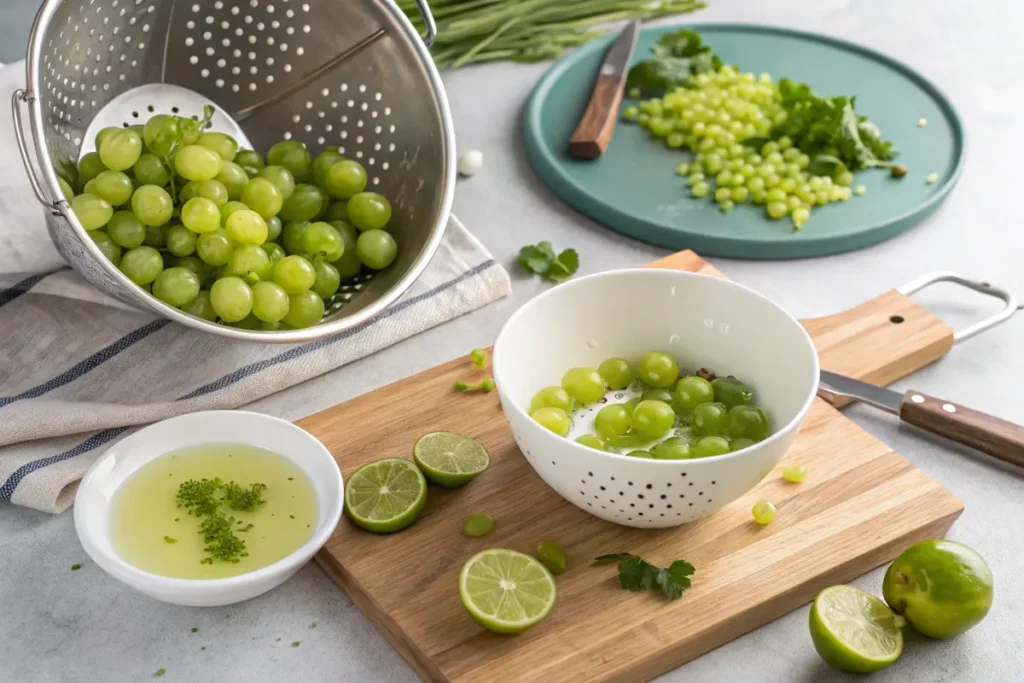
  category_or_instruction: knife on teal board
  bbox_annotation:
[568,20,641,160]
[818,370,1024,467]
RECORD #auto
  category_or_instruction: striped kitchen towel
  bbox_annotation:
[0,62,510,514]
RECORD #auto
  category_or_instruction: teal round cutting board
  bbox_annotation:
[523,23,965,259]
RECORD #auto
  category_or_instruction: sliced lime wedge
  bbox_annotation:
[809,585,905,673]
[413,432,490,488]
[459,549,557,634]
[344,458,427,533]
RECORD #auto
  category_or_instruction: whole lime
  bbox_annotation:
[882,539,993,639]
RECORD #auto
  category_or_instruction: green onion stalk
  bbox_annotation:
[396,0,708,70]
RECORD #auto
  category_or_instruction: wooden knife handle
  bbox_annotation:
[569,74,626,160]
[899,391,1024,467]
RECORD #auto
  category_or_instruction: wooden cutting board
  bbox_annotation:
[300,251,963,683]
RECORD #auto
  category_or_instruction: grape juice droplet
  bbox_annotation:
[586,339,599,350]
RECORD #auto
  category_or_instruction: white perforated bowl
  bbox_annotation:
[492,269,819,529]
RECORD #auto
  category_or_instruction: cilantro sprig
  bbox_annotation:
[594,553,695,601]
[625,29,723,98]
[517,241,579,282]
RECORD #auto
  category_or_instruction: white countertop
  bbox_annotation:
[2,0,1023,681]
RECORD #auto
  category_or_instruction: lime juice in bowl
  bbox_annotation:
[492,269,818,529]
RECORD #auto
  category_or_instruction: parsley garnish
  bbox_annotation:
[595,553,695,601]
[517,242,579,282]
[625,29,723,98]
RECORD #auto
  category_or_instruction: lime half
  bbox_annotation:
[809,585,905,673]
[459,549,557,634]
[413,432,490,488]
[344,458,427,533]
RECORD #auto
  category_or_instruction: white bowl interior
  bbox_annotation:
[74,410,343,605]
[495,268,817,431]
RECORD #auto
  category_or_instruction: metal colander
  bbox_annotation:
[14,0,455,342]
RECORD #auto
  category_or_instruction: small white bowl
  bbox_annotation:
[74,410,343,606]
[493,269,819,529]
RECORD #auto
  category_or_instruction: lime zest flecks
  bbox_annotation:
[164,536,178,544]
[175,477,266,565]
[71,563,82,571]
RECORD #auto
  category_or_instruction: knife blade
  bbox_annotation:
[818,369,1024,467]
[568,20,641,160]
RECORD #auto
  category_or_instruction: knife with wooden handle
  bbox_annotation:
[568,20,641,160]
[818,370,1024,467]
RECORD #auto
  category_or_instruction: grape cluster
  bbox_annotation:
[623,66,853,229]
[64,111,398,330]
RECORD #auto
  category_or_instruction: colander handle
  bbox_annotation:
[409,0,438,48]
[12,89,58,210]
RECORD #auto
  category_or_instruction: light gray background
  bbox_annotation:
[2,1,1022,681]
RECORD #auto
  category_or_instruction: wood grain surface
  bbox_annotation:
[568,75,627,160]
[303,250,963,683]
[899,390,1024,467]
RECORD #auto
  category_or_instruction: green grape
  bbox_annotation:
[265,215,282,242]
[347,192,392,231]
[234,149,265,172]
[214,160,249,201]
[95,126,121,151]
[301,221,344,261]
[561,366,605,404]
[128,123,146,138]
[311,260,340,299]
[594,404,632,439]
[88,230,121,265]
[631,400,675,439]
[166,224,198,256]
[324,159,367,199]
[312,147,345,188]
[144,223,168,248]
[691,401,729,436]
[257,165,296,199]
[251,280,291,322]
[174,144,222,181]
[278,183,324,222]
[767,201,788,219]
[99,128,143,171]
[261,242,287,265]
[133,154,170,186]
[730,437,755,452]
[711,376,753,408]
[726,404,769,441]
[636,351,679,388]
[325,200,349,222]
[152,267,200,307]
[58,176,74,201]
[142,115,181,156]
[181,290,217,321]
[198,132,238,161]
[692,181,710,198]
[355,229,397,270]
[106,211,146,248]
[225,209,268,245]
[751,499,776,524]
[574,434,607,451]
[227,244,272,281]
[282,290,324,328]
[232,313,263,330]
[530,406,570,437]
[267,140,311,182]
[781,463,807,483]
[530,386,573,413]
[311,184,330,219]
[674,375,714,415]
[180,197,222,234]
[641,388,674,403]
[131,185,174,226]
[196,229,233,266]
[119,245,163,285]
[219,200,248,223]
[177,116,201,144]
[210,276,254,322]
[693,436,731,459]
[241,178,284,219]
[598,357,634,390]
[71,193,114,231]
[92,170,133,206]
[626,450,654,459]
[175,255,206,279]
[651,437,693,460]
[77,152,107,189]
[82,179,99,196]
[282,220,310,256]
[273,254,316,293]
[180,179,229,206]
[330,220,361,279]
